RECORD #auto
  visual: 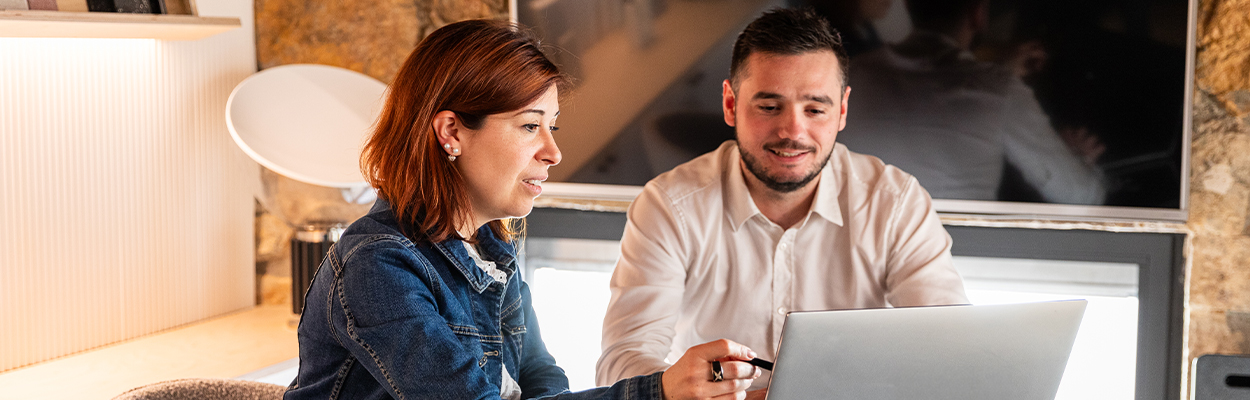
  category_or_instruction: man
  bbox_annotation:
[596,7,969,394]
[837,0,1106,204]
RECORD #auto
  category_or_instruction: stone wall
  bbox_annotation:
[255,0,508,83]
[1186,0,1250,367]
[251,0,509,305]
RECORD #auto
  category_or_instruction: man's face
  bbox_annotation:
[723,51,850,193]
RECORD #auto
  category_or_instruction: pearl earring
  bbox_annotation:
[444,143,460,161]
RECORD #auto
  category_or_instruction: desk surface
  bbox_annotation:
[0,305,298,400]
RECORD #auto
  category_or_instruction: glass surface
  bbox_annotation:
[519,0,1189,210]
[523,238,1142,398]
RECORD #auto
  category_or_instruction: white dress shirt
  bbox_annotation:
[838,31,1105,204]
[596,141,969,389]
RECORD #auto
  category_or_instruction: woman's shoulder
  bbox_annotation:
[339,213,411,245]
[329,213,432,269]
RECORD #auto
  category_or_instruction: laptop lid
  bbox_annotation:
[766,300,1087,400]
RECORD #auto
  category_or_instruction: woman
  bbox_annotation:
[283,19,760,400]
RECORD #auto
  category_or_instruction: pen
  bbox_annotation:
[748,357,774,371]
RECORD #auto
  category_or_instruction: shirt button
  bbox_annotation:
[777,307,788,315]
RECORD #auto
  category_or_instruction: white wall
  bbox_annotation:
[0,0,259,372]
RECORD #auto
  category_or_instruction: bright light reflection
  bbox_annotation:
[966,290,1137,400]
[529,268,614,391]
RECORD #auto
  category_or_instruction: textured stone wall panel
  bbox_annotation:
[425,0,509,39]
[1187,0,1250,368]
[256,0,419,83]
[1190,309,1241,358]
[255,0,507,84]
[1196,0,1250,114]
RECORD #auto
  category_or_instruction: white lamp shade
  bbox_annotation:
[226,64,387,188]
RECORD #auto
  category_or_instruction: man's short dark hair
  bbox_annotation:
[729,7,849,92]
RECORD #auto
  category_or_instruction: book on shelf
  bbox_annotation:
[112,0,149,13]
[2,0,195,15]
[111,0,172,14]
[163,0,190,15]
[55,0,85,11]
[27,0,58,10]
[85,0,113,12]
[0,0,30,10]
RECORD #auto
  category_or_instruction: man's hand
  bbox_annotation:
[662,339,761,400]
[1007,40,1048,78]
[1059,126,1106,167]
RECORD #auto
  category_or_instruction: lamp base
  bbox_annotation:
[290,225,344,314]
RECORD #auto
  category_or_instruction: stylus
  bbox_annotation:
[748,357,774,371]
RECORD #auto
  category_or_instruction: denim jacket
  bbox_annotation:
[284,199,664,400]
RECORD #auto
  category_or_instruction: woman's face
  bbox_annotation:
[456,85,562,226]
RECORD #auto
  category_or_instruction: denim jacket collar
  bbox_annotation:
[432,229,517,294]
[370,198,518,294]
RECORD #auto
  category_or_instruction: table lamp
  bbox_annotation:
[225,64,387,313]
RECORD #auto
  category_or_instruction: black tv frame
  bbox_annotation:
[526,0,1198,222]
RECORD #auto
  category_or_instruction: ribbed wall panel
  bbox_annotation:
[0,0,258,372]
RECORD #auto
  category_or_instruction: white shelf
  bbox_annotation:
[0,10,239,40]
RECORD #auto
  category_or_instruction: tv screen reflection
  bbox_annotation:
[532,0,1188,209]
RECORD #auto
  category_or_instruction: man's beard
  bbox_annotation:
[738,137,830,193]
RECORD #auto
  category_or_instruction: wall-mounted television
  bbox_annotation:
[522,0,1195,221]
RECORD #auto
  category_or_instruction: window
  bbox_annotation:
[522,238,618,391]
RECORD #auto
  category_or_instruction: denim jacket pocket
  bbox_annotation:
[445,322,485,359]
[498,309,526,372]
[503,324,527,361]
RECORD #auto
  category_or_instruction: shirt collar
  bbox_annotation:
[810,150,845,227]
[723,142,845,231]
[723,145,759,231]
[372,198,517,293]
[432,225,517,293]
[433,241,490,293]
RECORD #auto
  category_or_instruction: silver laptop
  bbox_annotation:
[766,300,1087,400]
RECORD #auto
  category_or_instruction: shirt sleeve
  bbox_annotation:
[596,183,688,386]
[1001,80,1106,205]
[882,178,970,307]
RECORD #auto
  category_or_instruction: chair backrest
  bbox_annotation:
[112,378,286,400]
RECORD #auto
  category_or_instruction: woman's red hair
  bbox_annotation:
[361,19,566,243]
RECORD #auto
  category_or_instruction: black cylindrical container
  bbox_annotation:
[290,225,344,314]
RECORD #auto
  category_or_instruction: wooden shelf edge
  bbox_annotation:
[0,10,240,40]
